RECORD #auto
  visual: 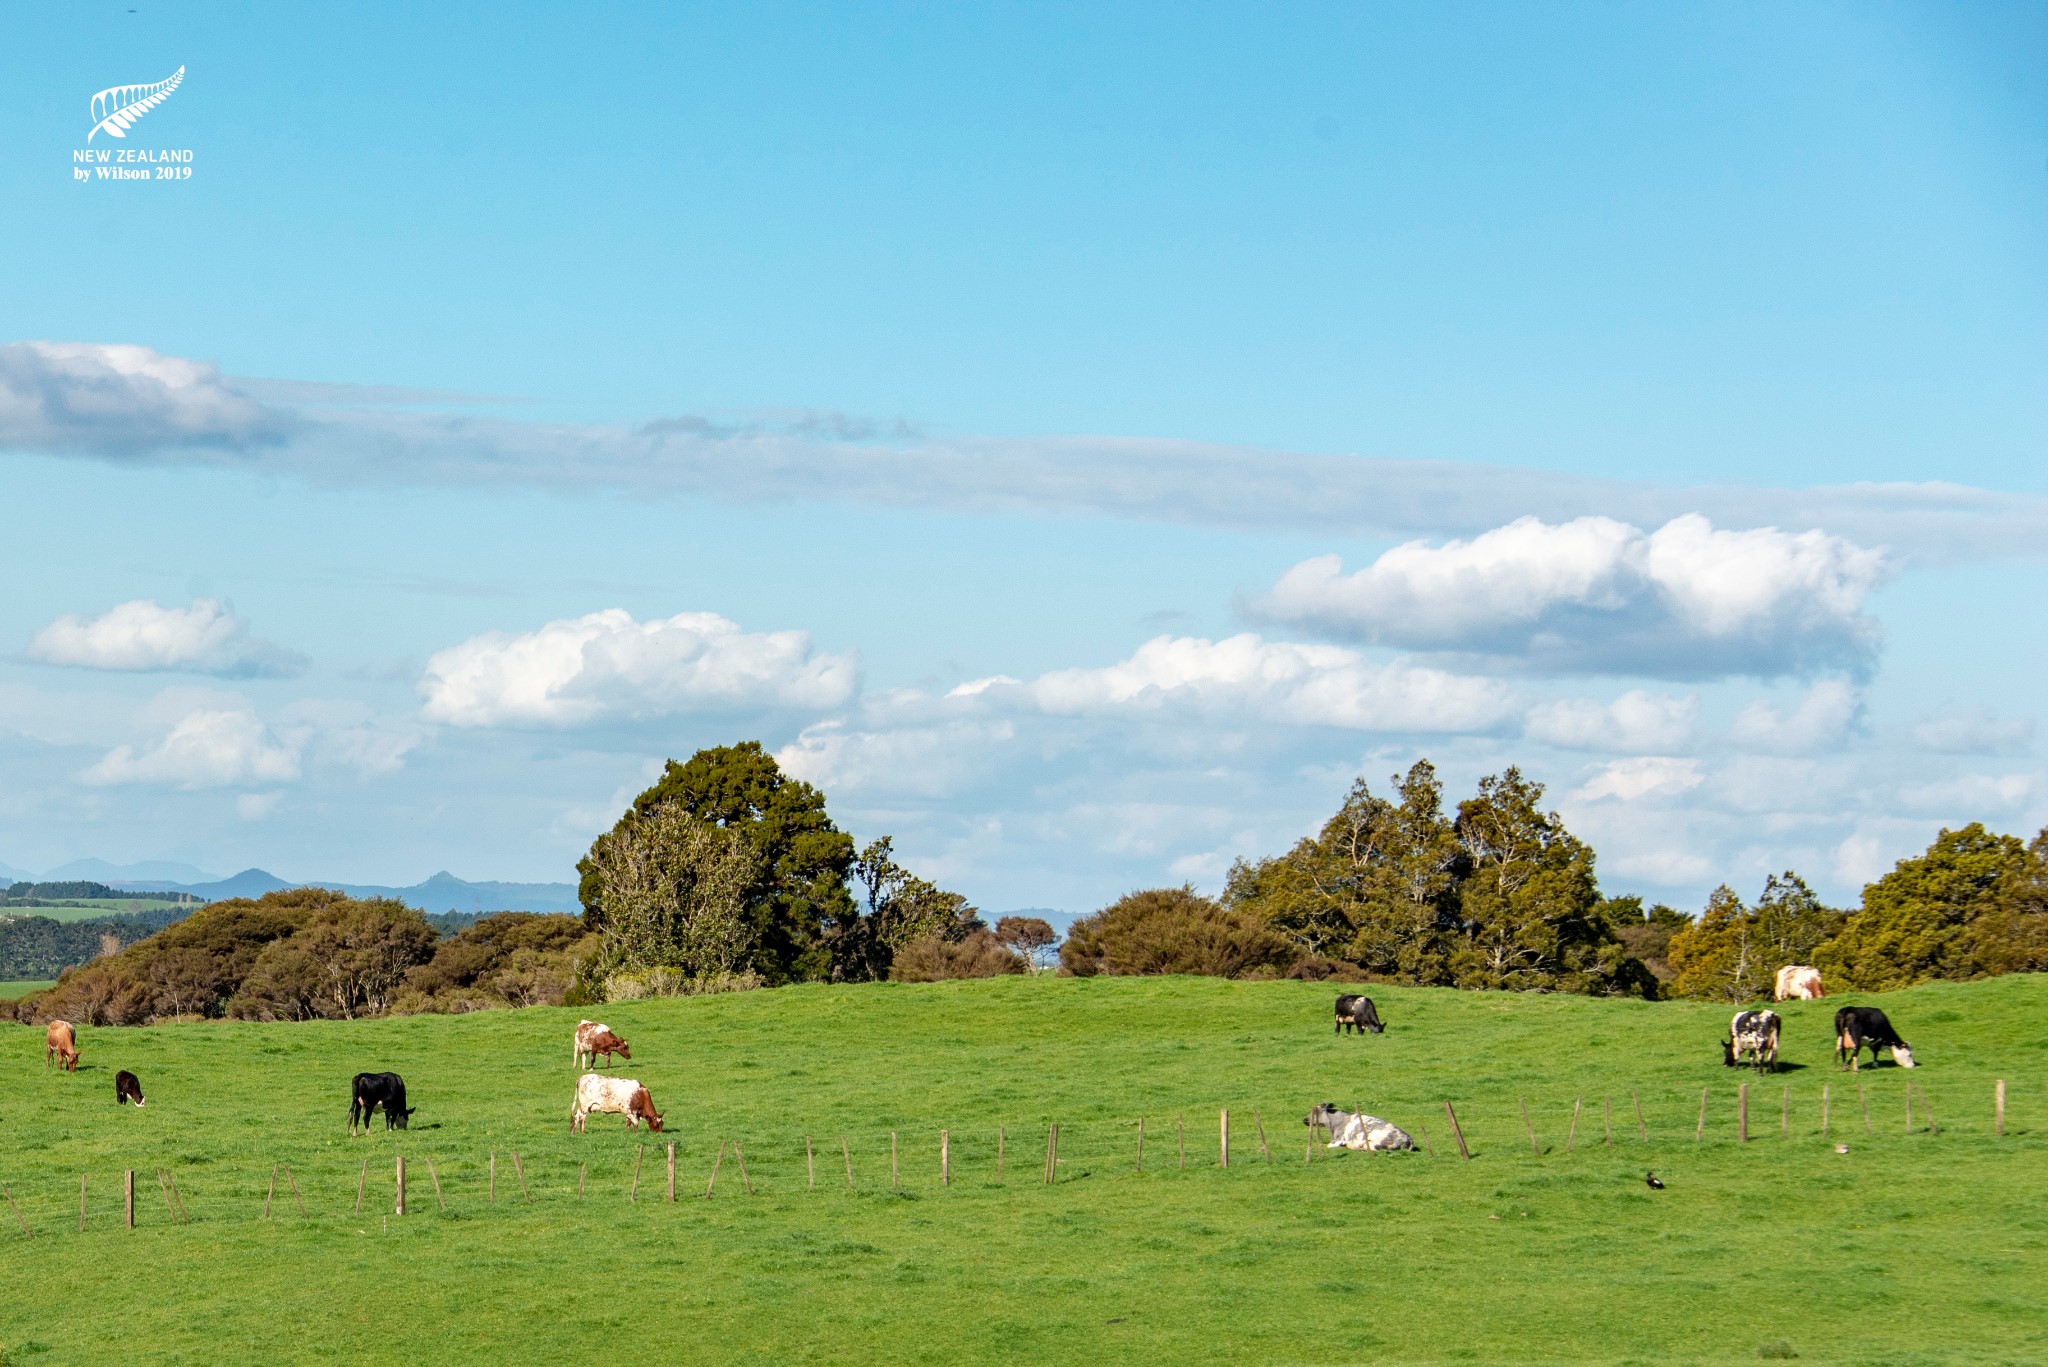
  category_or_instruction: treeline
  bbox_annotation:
[1058,759,2048,1002]
[9,889,594,1025]
[0,908,190,979]
[2,880,196,906]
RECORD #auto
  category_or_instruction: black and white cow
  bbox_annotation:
[1835,1006,1915,1071]
[114,1069,146,1106]
[1722,1009,1780,1072]
[1333,994,1385,1035]
[347,1072,415,1134]
[1303,1102,1413,1151]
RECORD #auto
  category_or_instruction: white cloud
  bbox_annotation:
[1525,690,1697,753]
[777,718,1017,799]
[28,598,305,678]
[1730,679,1862,753]
[84,707,301,789]
[1912,707,2034,755]
[1606,848,1714,885]
[1897,772,2038,815]
[1018,633,1516,733]
[236,791,284,820]
[1251,514,1888,678]
[420,608,858,727]
[1572,757,1704,803]
[0,342,284,454]
[1833,832,1893,888]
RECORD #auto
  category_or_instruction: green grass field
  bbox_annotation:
[0,981,54,1000]
[0,898,192,923]
[1,974,2044,1366]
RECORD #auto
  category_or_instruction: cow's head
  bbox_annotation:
[613,1040,632,1060]
[1721,1039,1738,1067]
[395,1106,415,1129]
[1303,1102,1345,1129]
[1892,1045,1916,1068]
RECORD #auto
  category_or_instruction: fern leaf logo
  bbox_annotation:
[87,65,185,142]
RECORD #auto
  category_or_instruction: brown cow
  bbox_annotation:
[45,1020,78,1072]
[573,1019,631,1070]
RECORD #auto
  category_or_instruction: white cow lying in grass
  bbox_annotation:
[1303,1102,1414,1151]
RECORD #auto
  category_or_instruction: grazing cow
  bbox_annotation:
[1333,994,1385,1036]
[1302,1102,1413,1152]
[1836,1006,1915,1071]
[1775,965,1825,1001]
[347,1072,414,1134]
[570,1073,664,1133]
[114,1070,146,1106]
[44,1020,78,1072]
[1723,1009,1781,1072]
[573,1019,631,1070]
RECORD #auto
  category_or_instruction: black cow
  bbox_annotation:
[114,1069,145,1106]
[1334,994,1385,1035]
[1835,1006,1915,1071]
[347,1072,415,1134]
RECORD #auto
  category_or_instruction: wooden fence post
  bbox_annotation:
[1565,1098,1581,1154]
[890,1132,899,1190]
[631,1144,643,1202]
[941,1130,950,1187]
[1520,1098,1540,1156]
[1135,1117,1144,1173]
[166,1171,187,1223]
[1416,1123,1435,1158]
[1178,1113,1186,1170]
[1603,1094,1612,1146]
[578,1164,586,1198]
[284,1165,305,1217]
[1905,1082,1914,1134]
[733,1144,753,1195]
[1306,1116,1316,1164]
[1443,1102,1471,1160]
[263,1165,276,1221]
[124,1170,134,1228]
[1996,1079,2006,1137]
[512,1151,531,1203]
[427,1156,446,1211]
[1220,1108,1229,1169]
[1254,1110,1271,1163]
[996,1126,1005,1182]
[667,1142,676,1202]
[81,1174,89,1232]
[1738,1083,1749,1143]
[1822,1083,1830,1137]
[806,1136,816,1189]
[841,1136,854,1190]
[355,1158,368,1214]
[396,1155,406,1216]
[4,1184,30,1237]
[1633,1089,1648,1142]
[1695,1088,1708,1143]
[705,1142,724,1198]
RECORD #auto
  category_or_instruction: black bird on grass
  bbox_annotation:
[1644,1171,1665,1190]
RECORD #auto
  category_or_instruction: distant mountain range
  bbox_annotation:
[110,869,582,915]
[44,857,224,884]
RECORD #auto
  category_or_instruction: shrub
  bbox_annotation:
[888,930,1026,982]
[1059,886,1299,979]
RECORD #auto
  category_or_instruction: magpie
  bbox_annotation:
[1644,1171,1665,1190]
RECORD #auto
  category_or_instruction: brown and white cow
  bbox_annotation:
[570,1073,663,1133]
[573,1019,631,1070]
[45,1020,78,1072]
[1774,965,1825,1001]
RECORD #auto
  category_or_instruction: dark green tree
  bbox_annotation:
[1815,823,2027,990]
[578,742,857,985]
[1972,828,2048,975]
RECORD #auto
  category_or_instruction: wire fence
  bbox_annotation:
[5,1075,2034,1238]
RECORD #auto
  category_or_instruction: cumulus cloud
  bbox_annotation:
[1897,772,2038,815]
[1729,679,1863,754]
[1251,515,1888,678]
[84,707,302,789]
[1912,707,2035,756]
[777,718,1017,799]
[0,342,285,455]
[1572,757,1705,803]
[420,609,858,727]
[1013,633,1517,733]
[10,341,2048,565]
[28,598,306,678]
[1525,690,1697,753]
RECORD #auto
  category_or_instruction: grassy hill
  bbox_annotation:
[1,974,2044,1365]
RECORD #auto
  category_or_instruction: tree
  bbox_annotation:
[1815,824,2027,990]
[1450,768,1646,995]
[582,800,763,995]
[1971,828,2048,976]
[994,915,1057,971]
[888,930,1027,982]
[1668,885,1765,1002]
[839,836,983,982]
[1060,886,1298,978]
[579,742,858,985]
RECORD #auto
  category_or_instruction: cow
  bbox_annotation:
[44,1020,78,1072]
[1723,1009,1780,1072]
[1302,1102,1413,1152]
[573,1019,631,1070]
[1836,1006,1915,1071]
[347,1072,415,1134]
[1333,995,1385,1036]
[114,1070,146,1106]
[571,1073,664,1133]
[1775,965,1825,1001]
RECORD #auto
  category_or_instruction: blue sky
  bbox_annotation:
[2,1,2044,912]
